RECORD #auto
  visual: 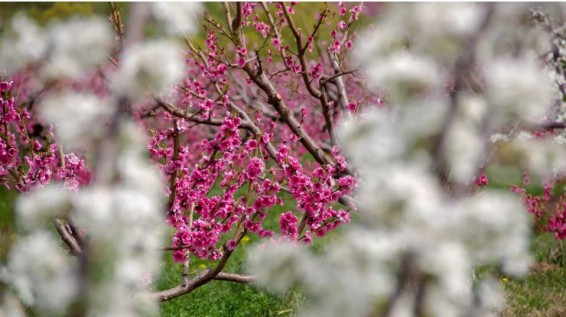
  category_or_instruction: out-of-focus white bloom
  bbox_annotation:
[248,3,537,317]
[73,186,113,237]
[470,277,506,317]
[110,40,185,102]
[0,293,25,317]
[408,3,484,38]
[390,2,484,60]
[338,108,405,168]
[366,52,444,101]
[356,163,443,227]
[41,17,114,79]
[352,24,406,63]
[485,55,554,123]
[117,121,165,198]
[418,242,472,306]
[509,133,566,178]
[457,93,489,126]
[16,184,71,231]
[490,133,510,143]
[38,92,113,151]
[478,4,550,60]
[74,186,163,249]
[454,192,532,275]
[152,3,202,36]
[4,231,77,314]
[119,154,165,198]
[443,120,484,183]
[247,240,312,294]
[0,14,47,74]
[398,97,449,141]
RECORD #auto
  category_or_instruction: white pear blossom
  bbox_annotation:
[152,3,202,36]
[0,294,25,317]
[16,184,71,231]
[453,192,532,274]
[3,231,77,314]
[339,108,405,168]
[246,240,311,294]
[366,52,444,101]
[0,14,47,74]
[38,92,113,151]
[1,3,190,317]
[408,3,484,38]
[508,133,566,178]
[352,24,407,62]
[110,40,185,102]
[485,54,554,123]
[443,120,485,183]
[471,277,506,317]
[41,17,114,79]
[248,4,540,316]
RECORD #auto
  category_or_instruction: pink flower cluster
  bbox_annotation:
[275,144,353,240]
[1,3,380,266]
[165,115,282,261]
[0,80,91,193]
[511,174,566,240]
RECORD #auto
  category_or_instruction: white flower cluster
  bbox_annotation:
[41,17,114,79]
[110,40,186,102]
[0,15,113,79]
[0,4,201,315]
[248,3,547,317]
[2,91,167,316]
[38,92,114,151]
[1,231,78,314]
[152,3,203,36]
[0,14,48,74]
[72,121,166,317]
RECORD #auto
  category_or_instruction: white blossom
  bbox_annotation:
[41,17,114,79]
[247,240,315,294]
[470,277,506,317]
[338,108,405,168]
[16,184,71,231]
[453,192,532,275]
[152,3,202,36]
[0,14,47,74]
[0,294,25,317]
[110,40,185,102]
[365,52,444,101]
[38,92,113,151]
[352,24,406,62]
[485,54,554,123]
[508,133,566,178]
[408,3,484,38]
[355,163,443,227]
[443,120,485,183]
[4,231,77,314]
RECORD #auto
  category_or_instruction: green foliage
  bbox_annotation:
[0,2,113,27]
[0,187,16,262]
[501,266,566,317]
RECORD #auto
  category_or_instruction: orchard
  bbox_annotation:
[0,3,565,317]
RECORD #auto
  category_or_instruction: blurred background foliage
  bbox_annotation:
[0,2,367,59]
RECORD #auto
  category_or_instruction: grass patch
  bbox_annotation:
[501,266,566,317]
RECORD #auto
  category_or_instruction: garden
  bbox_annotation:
[0,2,565,317]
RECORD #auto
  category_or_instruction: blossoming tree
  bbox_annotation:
[248,3,566,317]
[0,2,565,317]
[0,2,367,315]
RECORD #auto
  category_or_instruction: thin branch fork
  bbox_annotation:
[243,64,337,167]
[155,98,254,131]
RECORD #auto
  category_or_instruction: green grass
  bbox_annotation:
[501,265,566,317]
[156,242,304,317]
[155,188,342,317]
